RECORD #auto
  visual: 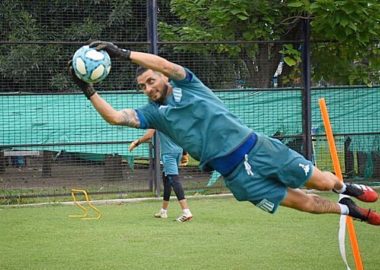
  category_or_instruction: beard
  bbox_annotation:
[155,84,168,104]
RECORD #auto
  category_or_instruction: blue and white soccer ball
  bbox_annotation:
[72,45,111,83]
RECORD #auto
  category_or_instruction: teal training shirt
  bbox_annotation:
[157,131,183,155]
[136,68,252,171]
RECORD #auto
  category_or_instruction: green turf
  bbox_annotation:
[0,193,379,270]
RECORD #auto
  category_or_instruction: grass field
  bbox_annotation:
[1,193,379,270]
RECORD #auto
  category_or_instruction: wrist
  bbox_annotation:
[83,85,96,99]
[119,49,131,60]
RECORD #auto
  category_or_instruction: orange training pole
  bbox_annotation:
[319,98,363,270]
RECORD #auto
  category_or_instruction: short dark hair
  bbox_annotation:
[135,66,148,78]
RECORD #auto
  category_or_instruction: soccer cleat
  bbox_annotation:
[339,197,380,226]
[154,210,168,219]
[342,184,379,203]
[176,214,193,223]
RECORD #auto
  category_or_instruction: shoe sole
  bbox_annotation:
[176,216,192,223]
[154,215,168,219]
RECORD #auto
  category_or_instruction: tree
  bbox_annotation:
[0,0,144,92]
[158,0,380,87]
[304,0,380,86]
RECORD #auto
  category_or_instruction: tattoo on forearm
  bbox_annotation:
[120,109,140,128]
[170,64,184,80]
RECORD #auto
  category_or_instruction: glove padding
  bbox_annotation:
[89,40,131,60]
[67,60,96,99]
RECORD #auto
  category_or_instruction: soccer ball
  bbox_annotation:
[72,45,111,83]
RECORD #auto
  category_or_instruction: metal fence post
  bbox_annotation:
[147,0,161,197]
[302,18,313,161]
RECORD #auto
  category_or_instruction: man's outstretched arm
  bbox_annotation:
[130,51,186,81]
[89,93,140,128]
[89,41,187,80]
[68,57,141,128]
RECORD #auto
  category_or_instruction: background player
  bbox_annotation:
[129,129,192,222]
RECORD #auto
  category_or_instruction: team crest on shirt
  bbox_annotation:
[299,163,310,176]
[173,87,182,102]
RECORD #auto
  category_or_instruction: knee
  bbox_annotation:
[168,175,185,200]
[169,175,182,188]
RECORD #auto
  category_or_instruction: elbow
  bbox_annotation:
[161,61,175,77]
[108,119,119,126]
[107,117,123,126]
[104,110,128,126]
[103,114,122,126]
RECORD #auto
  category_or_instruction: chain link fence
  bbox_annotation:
[1,0,379,203]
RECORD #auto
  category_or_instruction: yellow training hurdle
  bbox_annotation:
[69,189,102,220]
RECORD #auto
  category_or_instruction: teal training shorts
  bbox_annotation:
[161,153,181,176]
[223,133,314,214]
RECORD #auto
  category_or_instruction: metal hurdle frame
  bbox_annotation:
[69,188,102,220]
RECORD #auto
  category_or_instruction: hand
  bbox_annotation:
[129,139,141,152]
[180,152,190,166]
[67,60,96,99]
[89,40,131,60]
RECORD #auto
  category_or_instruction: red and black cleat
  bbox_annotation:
[342,184,379,203]
[339,197,380,226]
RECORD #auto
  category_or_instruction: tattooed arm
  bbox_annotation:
[129,51,186,81]
[89,93,140,128]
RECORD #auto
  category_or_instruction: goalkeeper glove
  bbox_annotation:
[67,60,96,99]
[89,40,131,60]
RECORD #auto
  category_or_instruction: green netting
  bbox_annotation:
[1,92,149,159]
[217,90,303,137]
[311,87,380,152]
[1,87,379,160]
[220,87,380,152]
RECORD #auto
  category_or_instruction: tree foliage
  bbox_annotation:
[0,0,144,92]
[159,0,380,87]
[159,0,293,87]
[0,0,379,92]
